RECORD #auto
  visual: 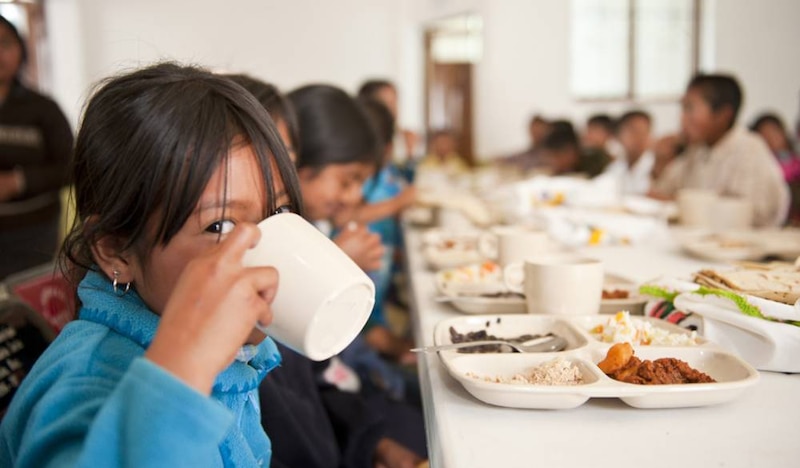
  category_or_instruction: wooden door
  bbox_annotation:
[424,33,475,165]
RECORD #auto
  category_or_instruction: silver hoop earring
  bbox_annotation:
[112,270,131,296]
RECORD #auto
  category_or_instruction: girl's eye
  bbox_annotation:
[205,220,236,234]
[273,204,293,215]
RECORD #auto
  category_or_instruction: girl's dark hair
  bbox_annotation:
[359,98,396,147]
[357,79,394,101]
[0,15,28,79]
[288,84,380,171]
[61,62,302,289]
[687,74,743,128]
[223,74,300,152]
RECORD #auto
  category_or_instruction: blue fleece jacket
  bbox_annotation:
[0,270,281,467]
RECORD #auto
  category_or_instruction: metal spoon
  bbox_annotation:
[411,335,568,354]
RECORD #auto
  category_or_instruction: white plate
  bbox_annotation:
[444,294,527,315]
[601,275,647,315]
[676,231,765,262]
[432,314,758,409]
[435,262,506,297]
[421,229,483,270]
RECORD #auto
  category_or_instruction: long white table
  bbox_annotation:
[405,225,800,468]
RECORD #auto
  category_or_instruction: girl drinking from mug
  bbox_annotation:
[0,63,302,467]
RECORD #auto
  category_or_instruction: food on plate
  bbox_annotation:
[448,325,555,353]
[590,311,699,346]
[694,263,800,305]
[478,291,525,299]
[467,357,584,385]
[598,343,716,385]
[438,261,504,294]
[602,289,630,300]
[702,234,753,249]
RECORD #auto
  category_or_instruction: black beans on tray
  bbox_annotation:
[448,326,554,353]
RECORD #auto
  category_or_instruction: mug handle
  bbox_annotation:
[478,232,498,260]
[503,262,525,294]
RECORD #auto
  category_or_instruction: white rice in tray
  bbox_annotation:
[590,311,699,346]
[468,358,584,386]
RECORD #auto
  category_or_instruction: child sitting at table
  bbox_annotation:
[0,63,302,466]
[224,74,427,467]
[650,74,789,227]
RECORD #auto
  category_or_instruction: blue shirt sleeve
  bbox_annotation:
[12,357,234,467]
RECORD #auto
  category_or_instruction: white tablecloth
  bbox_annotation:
[404,224,800,468]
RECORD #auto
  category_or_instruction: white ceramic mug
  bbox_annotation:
[677,189,718,227]
[504,254,604,315]
[243,213,375,361]
[711,197,754,230]
[478,226,550,267]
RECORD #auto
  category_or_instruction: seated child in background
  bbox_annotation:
[651,74,789,227]
[749,113,800,183]
[288,84,419,404]
[228,75,427,467]
[501,114,552,174]
[583,113,624,160]
[604,110,654,195]
[750,113,800,225]
[358,79,420,182]
[542,120,611,178]
[288,84,385,272]
[0,63,301,466]
[417,129,469,177]
[350,98,416,361]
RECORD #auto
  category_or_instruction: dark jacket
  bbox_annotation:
[260,343,428,468]
[0,83,73,228]
[259,344,384,468]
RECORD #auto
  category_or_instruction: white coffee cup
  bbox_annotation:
[711,197,754,230]
[677,189,718,227]
[504,254,604,315]
[242,213,375,361]
[478,226,550,267]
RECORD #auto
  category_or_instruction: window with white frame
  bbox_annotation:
[570,0,698,100]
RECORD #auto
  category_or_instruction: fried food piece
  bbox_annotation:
[598,345,717,385]
[597,342,633,374]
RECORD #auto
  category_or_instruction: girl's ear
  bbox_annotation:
[90,234,135,284]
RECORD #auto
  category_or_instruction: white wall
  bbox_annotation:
[46,0,404,128]
[407,0,800,158]
[713,0,800,129]
[44,0,800,158]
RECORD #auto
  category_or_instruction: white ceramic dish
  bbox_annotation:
[421,229,483,270]
[680,234,765,262]
[675,292,800,373]
[433,314,758,409]
[601,274,647,315]
[444,294,527,315]
[435,262,506,297]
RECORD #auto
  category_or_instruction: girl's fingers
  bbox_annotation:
[218,223,261,263]
[242,266,280,303]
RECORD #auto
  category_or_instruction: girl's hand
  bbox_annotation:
[334,224,384,272]
[374,438,424,468]
[145,223,278,395]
